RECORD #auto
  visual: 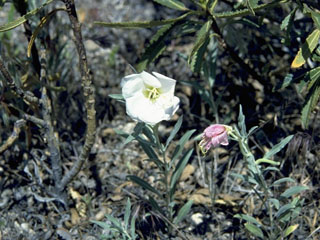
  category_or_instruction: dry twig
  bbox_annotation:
[59,0,97,191]
[0,119,26,154]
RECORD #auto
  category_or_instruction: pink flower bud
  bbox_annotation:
[199,124,230,154]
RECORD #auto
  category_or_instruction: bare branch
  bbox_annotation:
[23,113,46,127]
[59,0,96,190]
[0,119,26,154]
[39,48,63,191]
[0,58,39,104]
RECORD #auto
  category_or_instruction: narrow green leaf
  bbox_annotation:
[301,78,320,128]
[208,39,219,87]
[27,8,65,58]
[90,220,111,230]
[255,158,280,166]
[273,73,294,91]
[136,23,176,72]
[269,198,280,210]
[130,212,137,239]
[119,123,145,145]
[291,29,320,68]
[275,203,294,219]
[305,67,320,91]
[281,8,296,30]
[127,175,161,197]
[105,215,123,229]
[0,0,55,32]
[280,186,309,199]
[108,94,124,100]
[234,214,261,226]
[230,172,245,181]
[142,125,156,145]
[170,149,193,193]
[188,20,212,72]
[246,0,259,15]
[263,166,280,172]
[272,177,295,186]
[263,135,294,159]
[244,223,264,238]
[124,198,131,230]
[148,196,165,215]
[284,224,299,238]
[238,105,246,136]
[173,200,193,225]
[137,139,159,161]
[207,0,218,15]
[153,0,189,11]
[247,126,258,137]
[310,9,320,30]
[170,129,196,168]
[94,14,188,29]
[165,116,183,150]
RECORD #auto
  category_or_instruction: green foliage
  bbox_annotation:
[291,29,320,68]
[244,223,264,239]
[188,20,212,72]
[165,115,183,150]
[0,0,55,32]
[27,8,65,58]
[301,68,320,128]
[237,105,247,137]
[94,13,190,29]
[263,135,294,159]
[173,200,193,225]
[152,0,189,11]
[136,23,177,72]
[115,121,195,233]
[280,186,309,199]
[127,175,162,197]
[231,110,306,240]
[169,149,193,198]
[246,0,259,15]
[91,198,137,240]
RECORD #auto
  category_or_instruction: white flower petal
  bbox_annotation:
[126,95,167,125]
[121,75,143,98]
[121,71,180,125]
[152,71,176,93]
[141,71,161,88]
[121,73,140,87]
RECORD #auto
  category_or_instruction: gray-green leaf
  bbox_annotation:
[173,200,193,225]
[244,223,264,238]
[153,0,189,11]
[127,175,161,197]
[280,186,309,199]
[0,0,55,32]
[188,20,212,72]
[263,135,293,159]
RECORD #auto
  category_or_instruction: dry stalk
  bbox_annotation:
[59,0,97,191]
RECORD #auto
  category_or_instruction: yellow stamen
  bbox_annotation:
[143,85,161,101]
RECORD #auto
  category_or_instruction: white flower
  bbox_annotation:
[121,71,180,125]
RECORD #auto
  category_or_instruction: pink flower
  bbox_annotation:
[199,124,230,154]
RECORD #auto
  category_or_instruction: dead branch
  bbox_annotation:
[0,119,26,154]
[0,58,39,104]
[59,0,97,191]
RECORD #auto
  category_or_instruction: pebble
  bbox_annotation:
[191,212,204,225]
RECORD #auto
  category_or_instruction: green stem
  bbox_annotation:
[152,124,174,231]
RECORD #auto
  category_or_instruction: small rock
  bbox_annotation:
[85,40,100,51]
[191,213,204,225]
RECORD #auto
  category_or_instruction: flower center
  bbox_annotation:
[143,85,161,101]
